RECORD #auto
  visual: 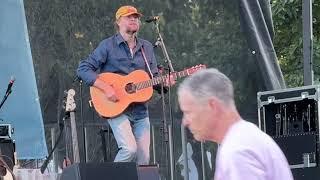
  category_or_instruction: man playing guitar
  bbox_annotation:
[77,5,173,165]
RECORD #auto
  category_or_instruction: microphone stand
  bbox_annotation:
[79,80,86,162]
[153,19,175,180]
[0,90,13,111]
[154,21,174,73]
[158,66,170,179]
[74,78,87,163]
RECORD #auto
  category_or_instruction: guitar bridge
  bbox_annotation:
[125,83,137,94]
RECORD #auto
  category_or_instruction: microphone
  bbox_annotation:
[145,16,160,23]
[5,76,15,95]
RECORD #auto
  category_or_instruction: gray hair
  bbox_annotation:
[178,68,235,106]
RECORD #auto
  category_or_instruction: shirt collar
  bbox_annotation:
[115,33,125,45]
[115,33,143,49]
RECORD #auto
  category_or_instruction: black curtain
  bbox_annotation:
[239,0,286,90]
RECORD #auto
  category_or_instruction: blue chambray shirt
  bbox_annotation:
[77,33,159,120]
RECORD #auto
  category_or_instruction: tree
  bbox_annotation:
[271,0,320,87]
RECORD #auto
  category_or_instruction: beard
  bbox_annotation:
[126,29,137,35]
[125,23,139,35]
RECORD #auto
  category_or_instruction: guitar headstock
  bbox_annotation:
[186,64,207,75]
[65,89,76,112]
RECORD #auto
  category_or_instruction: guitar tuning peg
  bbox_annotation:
[68,89,76,96]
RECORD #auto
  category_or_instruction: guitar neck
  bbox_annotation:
[70,111,80,163]
[135,69,190,90]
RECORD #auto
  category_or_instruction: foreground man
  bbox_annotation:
[177,68,293,180]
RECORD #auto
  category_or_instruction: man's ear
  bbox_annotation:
[208,96,223,111]
[116,18,120,25]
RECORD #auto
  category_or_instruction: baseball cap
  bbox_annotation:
[115,5,142,20]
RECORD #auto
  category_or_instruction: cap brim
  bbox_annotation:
[122,12,142,17]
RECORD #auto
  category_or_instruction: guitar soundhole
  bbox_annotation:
[125,83,137,94]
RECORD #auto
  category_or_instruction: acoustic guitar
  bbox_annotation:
[90,64,206,118]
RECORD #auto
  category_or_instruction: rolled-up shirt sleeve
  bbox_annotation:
[77,40,108,86]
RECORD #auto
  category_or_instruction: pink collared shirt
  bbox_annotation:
[214,120,293,180]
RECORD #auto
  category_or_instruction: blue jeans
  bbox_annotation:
[107,114,150,165]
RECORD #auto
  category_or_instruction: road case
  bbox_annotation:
[257,85,320,171]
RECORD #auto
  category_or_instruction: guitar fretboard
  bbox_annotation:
[135,66,204,90]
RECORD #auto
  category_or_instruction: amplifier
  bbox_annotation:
[60,162,160,180]
[0,124,13,140]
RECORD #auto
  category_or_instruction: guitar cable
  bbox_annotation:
[40,115,65,174]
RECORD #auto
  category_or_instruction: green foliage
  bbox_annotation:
[271,0,320,87]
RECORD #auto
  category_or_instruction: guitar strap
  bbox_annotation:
[141,47,154,79]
